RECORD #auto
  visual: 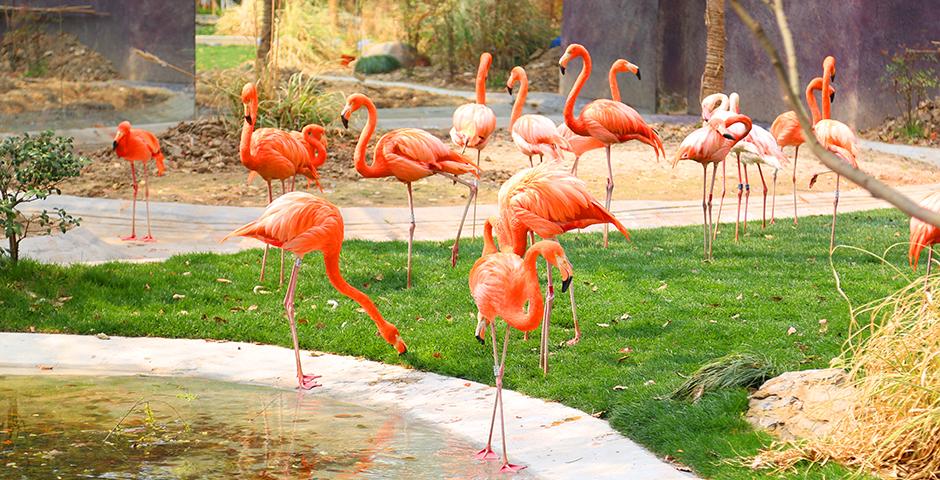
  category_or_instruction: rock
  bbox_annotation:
[360,41,423,68]
[746,368,854,442]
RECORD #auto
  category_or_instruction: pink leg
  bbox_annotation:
[770,168,777,225]
[926,248,934,292]
[121,162,139,241]
[540,264,555,375]
[830,175,840,253]
[603,145,613,248]
[743,163,751,235]
[701,164,709,260]
[792,145,800,225]
[475,321,501,461]
[407,182,415,288]
[734,154,743,242]
[279,179,288,286]
[445,173,478,269]
[713,156,727,241]
[564,280,580,346]
[757,164,768,229]
[140,160,156,242]
[707,162,718,259]
[495,325,525,473]
[528,155,533,168]
[259,181,273,282]
[472,149,480,239]
[571,154,580,176]
[284,257,321,389]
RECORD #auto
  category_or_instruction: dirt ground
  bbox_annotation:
[0,77,172,117]
[63,118,940,209]
[863,98,939,147]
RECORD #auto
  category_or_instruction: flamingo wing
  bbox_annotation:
[512,114,570,159]
[451,103,496,149]
[469,253,528,325]
[770,111,804,148]
[814,119,859,168]
[224,192,342,256]
[251,129,310,177]
[583,100,664,158]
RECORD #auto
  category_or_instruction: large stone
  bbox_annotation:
[360,41,422,68]
[746,368,855,442]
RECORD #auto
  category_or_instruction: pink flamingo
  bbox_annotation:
[674,114,753,260]
[506,66,570,166]
[470,221,573,472]
[451,52,497,237]
[223,192,407,390]
[341,93,479,288]
[559,44,664,246]
[909,191,940,289]
[113,121,166,242]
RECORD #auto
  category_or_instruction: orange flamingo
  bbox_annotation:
[771,76,837,224]
[113,121,166,242]
[223,191,407,390]
[559,59,638,175]
[341,93,479,288]
[478,161,630,372]
[559,44,664,246]
[470,223,573,472]
[240,83,324,284]
[248,124,327,191]
[506,66,570,166]
[451,52,497,237]
[674,113,752,260]
[807,56,860,253]
[909,191,940,289]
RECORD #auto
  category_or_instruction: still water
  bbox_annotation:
[0,375,535,479]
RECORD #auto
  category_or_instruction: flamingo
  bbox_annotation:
[771,76,837,225]
[559,44,664,246]
[113,121,166,242]
[240,83,322,285]
[558,59,637,175]
[506,66,570,166]
[223,191,407,390]
[470,225,573,473]
[909,191,940,290]
[451,52,497,238]
[807,56,860,253]
[248,124,327,191]
[341,93,479,288]
[674,113,753,260]
[476,161,630,372]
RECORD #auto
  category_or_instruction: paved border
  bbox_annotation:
[0,332,694,480]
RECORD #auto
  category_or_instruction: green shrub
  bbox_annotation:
[210,71,343,132]
[0,131,86,264]
[354,55,402,75]
[880,44,939,138]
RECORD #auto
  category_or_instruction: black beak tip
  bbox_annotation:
[723,133,735,140]
[561,276,573,293]
[506,86,513,96]
[636,69,641,81]
[244,115,252,126]
[476,335,485,345]
[341,116,349,129]
[831,73,836,82]
[559,65,566,75]
[830,92,836,102]
[112,141,118,150]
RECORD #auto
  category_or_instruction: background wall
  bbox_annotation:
[561,0,939,129]
[1,0,194,84]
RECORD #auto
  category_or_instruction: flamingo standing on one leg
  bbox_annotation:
[475,161,630,373]
[240,83,320,285]
[470,225,573,473]
[909,191,940,291]
[673,114,752,260]
[451,52,497,238]
[341,93,479,288]
[223,192,407,390]
[113,121,166,242]
[506,66,570,166]
[559,44,664,247]
[771,76,837,225]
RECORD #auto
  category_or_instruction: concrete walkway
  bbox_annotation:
[17,182,940,265]
[0,332,695,480]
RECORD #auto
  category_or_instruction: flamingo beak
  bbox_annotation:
[636,68,641,81]
[830,91,836,102]
[341,115,349,129]
[723,133,735,140]
[475,334,485,345]
[831,73,836,82]
[559,65,566,75]
[506,86,513,96]
[562,275,573,293]
[244,115,253,126]
[112,140,118,150]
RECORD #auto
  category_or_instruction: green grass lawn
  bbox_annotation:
[196,24,217,36]
[196,44,254,72]
[0,209,913,479]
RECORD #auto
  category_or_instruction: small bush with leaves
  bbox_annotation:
[354,55,403,75]
[0,131,86,264]
[880,44,939,138]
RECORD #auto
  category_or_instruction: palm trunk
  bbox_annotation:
[256,0,274,77]
[701,0,726,100]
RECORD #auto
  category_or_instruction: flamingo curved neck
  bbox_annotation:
[322,250,397,340]
[509,73,529,131]
[482,219,497,256]
[563,49,591,136]
[806,81,822,125]
[519,248,547,331]
[309,137,327,168]
[608,67,622,102]
[239,99,258,169]
[475,57,490,105]
[822,65,833,120]
[354,100,384,177]
[729,93,740,114]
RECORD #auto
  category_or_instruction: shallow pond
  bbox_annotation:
[0,375,534,479]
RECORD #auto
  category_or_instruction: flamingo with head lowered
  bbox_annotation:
[559,44,664,247]
[506,66,570,166]
[342,93,479,289]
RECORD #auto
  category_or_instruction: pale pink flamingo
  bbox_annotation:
[506,66,570,166]
[559,44,664,246]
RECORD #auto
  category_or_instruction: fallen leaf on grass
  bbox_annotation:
[818,318,829,333]
[95,333,110,340]
[247,304,258,311]
[596,323,610,328]
[432,352,442,359]
[182,271,191,276]
[216,278,232,284]
[591,411,606,418]
[327,299,339,310]
[644,380,656,386]
[253,286,271,295]
[612,385,628,391]
[172,293,186,300]
[178,310,189,316]
[787,326,797,335]
[619,347,633,354]
[619,313,632,321]
[655,282,668,291]
[298,318,308,325]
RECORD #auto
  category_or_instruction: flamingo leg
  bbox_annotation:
[707,162,718,259]
[701,164,709,260]
[279,179,288,286]
[757,164,768,229]
[830,174,840,254]
[121,161,139,241]
[571,155,580,176]
[743,164,751,235]
[927,248,934,292]
[540,263,555,375]
[472,149,480,238]
[284,257,321,390]
[142,159,155,242]
[407,182,415,289]
[771,169,778,225]
[564,280,580,346]
[528,155,533,168]
[259,180,273,282]
[444,173,478,269]
[603,145,613,248]
[474,320,501,461]
[735,153,743,242]
[713,157,727,241]
[496,325,525,473]
[792,145,800,225]
[539,154,544,164]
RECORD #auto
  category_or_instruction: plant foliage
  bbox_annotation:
[880,44,939,137]
[354,55,402,74]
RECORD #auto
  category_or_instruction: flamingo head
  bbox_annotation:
[534,240,574,292]
[113,121,131,150]
[700,93,729,123]
[340,93,371,129]
[558,43,587,75]
[823,56,836,82]
[303,124,326,143]
[241,83,258,126]
[719,114,753,142]
[380,323,408,355]
[611,59,640,80]
[506,66,526,96]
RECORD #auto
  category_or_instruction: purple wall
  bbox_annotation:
[561,0,940,129]
[1,0,194,84]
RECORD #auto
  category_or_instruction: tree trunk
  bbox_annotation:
[8,233,17,264]
[701,0,726,101]
[256,0,274,77]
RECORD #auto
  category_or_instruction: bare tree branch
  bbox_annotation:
[728,0,940,228]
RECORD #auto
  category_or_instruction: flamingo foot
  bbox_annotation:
[499,462,527,473]
[140,235,156,243]
[298,374,322,390]
[475,446,498,461]
[564,334,581,347]
[120,234,137,241]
